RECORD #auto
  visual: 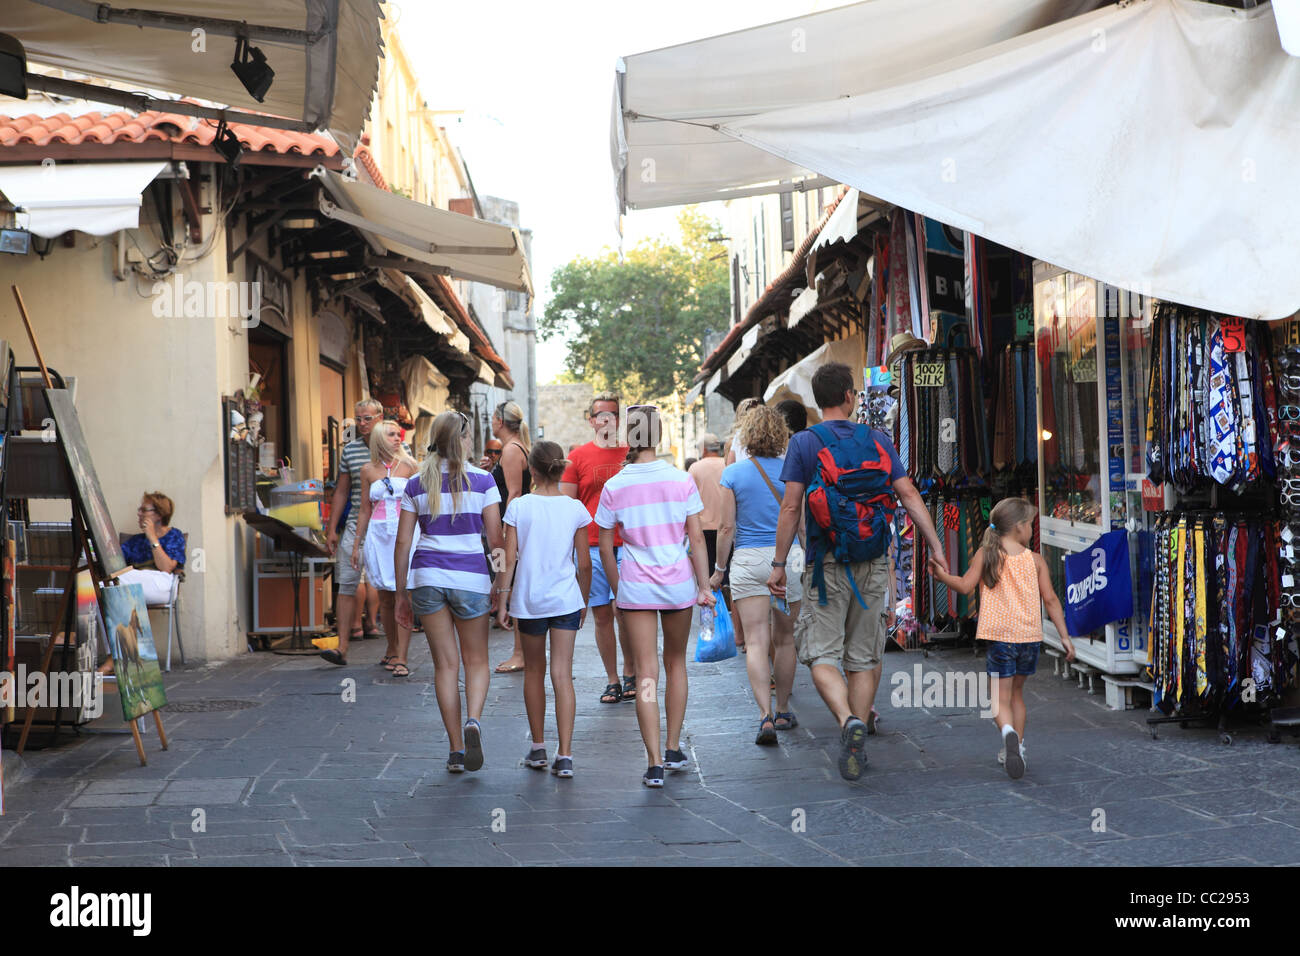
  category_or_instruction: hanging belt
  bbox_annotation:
[993,349,1011,471]
[1193,519,1209,700]
[899,354,911,474]
[1174,518,1187,706]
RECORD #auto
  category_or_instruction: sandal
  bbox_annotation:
[600,682,622,704]
[621,674,636,702]
[320,649,347,666]
[379,655,395,668]
[755,714,777,746]
[774,711,798,730]
[390,662,410,678]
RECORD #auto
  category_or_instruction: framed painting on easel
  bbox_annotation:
[43,389,125,577]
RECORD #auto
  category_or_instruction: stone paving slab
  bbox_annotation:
[3,617,1299,866]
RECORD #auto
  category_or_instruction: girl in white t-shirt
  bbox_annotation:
[497,441,593,778]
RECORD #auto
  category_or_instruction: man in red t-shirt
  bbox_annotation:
[561,391,634,704]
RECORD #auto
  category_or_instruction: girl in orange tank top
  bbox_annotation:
[928,498,1076,780]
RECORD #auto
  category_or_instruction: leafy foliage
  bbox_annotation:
[541,208,728,403]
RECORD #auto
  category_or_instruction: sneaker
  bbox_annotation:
[838,716,869,781]
[446,751,466,773]
[551,757,574,778]
[867,707,880,735]
[1019,740,1027,771]
[643,765,665,788]
[524,746,548,769]
[997,745,1006,766]
[1003,729,1024,779]
[463,719,484,772]
[663,748,690,771]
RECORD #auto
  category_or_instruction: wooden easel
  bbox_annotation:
[9,286,168,765]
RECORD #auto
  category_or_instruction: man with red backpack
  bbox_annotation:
[767,362,947,781]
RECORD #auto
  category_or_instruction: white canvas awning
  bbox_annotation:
[613,0,1107,211]
[9,0,383,144]
[314,168,534,297]
[0,160,166,236]
[723,0,1300,320]
[761,334,865,418]
[376,268,472,355]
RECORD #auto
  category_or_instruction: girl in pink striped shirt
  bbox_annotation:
[596,405,715,788]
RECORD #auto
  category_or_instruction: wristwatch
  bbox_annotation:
[714,563,727,572]
[151,541,162,550]
[770,560,786,568]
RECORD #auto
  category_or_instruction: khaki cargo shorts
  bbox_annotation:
[794,556,890,673]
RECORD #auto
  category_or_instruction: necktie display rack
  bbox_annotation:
[989,342,1040,508]
[895,344,991,646]
[1143,313,1298,743]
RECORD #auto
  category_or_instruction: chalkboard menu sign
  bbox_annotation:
[224,397,258,514]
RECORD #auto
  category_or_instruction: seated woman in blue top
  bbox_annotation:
[118,491,186,605]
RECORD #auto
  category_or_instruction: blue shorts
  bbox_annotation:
[410,585,491,621]
[986,640,1041,678]
[517,610,582,635]
[588,545,621,608]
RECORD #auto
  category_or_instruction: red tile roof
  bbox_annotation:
[0,109,339,160]
[353,144,387,191]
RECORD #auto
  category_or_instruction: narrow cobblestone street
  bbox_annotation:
[4,619,1299,867]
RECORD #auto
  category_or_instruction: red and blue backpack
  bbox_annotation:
[805,422,897,608]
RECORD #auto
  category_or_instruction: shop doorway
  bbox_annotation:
[248,328,290,468]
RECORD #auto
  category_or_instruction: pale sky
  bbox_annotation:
[389,0,848,383]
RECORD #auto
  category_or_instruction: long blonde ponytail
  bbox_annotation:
[496,400,531,454]
[980,497,1037,589]
[419,411,470,522]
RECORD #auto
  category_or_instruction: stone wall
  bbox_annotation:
[537,383,596,454]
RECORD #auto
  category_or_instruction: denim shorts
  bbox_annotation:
[517,609,582,635]
[986,640,1041,678]
[588,545,621,608]
[410,585,491,620]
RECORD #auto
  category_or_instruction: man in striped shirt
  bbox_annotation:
[324,398,382,663]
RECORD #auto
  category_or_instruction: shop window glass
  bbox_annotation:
[1034,272,1102,526]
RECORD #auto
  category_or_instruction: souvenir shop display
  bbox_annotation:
[892,346,990,634]
[1144,304,1279,494]
[1140,319,1298,739]
[895,347,991,485]
[1144,511,1297,741]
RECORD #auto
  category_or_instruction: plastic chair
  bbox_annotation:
[119,531,187,672]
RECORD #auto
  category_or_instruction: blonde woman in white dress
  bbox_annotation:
[352,420,419,676]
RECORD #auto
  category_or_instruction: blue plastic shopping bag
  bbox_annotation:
[694,591,737,663]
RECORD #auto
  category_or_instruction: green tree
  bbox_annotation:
[541,207,728,404]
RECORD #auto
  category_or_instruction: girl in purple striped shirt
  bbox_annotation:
[596,405,714,788]
[396,410,504,774]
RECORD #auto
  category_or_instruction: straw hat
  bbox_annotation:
[885,331,928,365]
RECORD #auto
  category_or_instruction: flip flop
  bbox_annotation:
[320,649,347,666]
[379,655,395,668]
[494,661,525,674]
[390,662,410,678]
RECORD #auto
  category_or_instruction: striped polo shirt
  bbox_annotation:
[595,460,703,611]
[401,464,501,594]
[340,439,371,529]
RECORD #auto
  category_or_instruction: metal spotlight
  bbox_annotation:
[231,35,274,102]
[0,34,28,99]
[213,119,244,168]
